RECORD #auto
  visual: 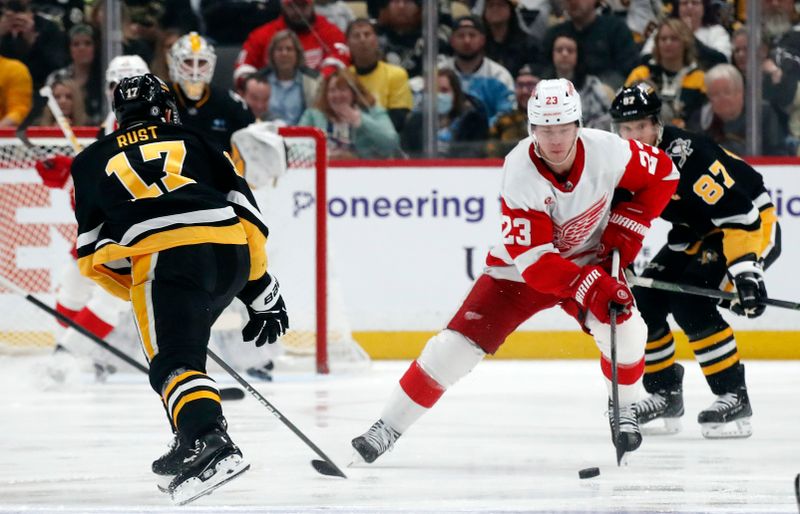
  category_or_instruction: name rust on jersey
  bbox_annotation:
[116,126,159,148]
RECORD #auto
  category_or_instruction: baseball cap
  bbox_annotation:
[452,15,486,35]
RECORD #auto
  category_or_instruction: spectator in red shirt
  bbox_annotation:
[234,0,349,88]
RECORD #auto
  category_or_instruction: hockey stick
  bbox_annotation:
[205,349,348,479]
[625,272,800,311]
[39,85,83,153]
[0,273,245,401]
[610,249,623,466]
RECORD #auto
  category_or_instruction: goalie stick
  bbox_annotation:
[0,273,244,401]
[624,272,800,311]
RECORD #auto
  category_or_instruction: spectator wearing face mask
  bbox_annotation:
[401,68,489,158]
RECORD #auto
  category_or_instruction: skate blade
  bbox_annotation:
[170,454,250,505]
[700,418,752,439]
[348,449,367,467]
[641,417,682,436]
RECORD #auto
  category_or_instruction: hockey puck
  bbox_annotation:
[578,467,600,479]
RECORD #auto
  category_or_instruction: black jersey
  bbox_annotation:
[171,83,255,152]
[71,120,268,300]
[658,125,776,264]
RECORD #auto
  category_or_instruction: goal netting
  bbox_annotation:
[0,126,369,375]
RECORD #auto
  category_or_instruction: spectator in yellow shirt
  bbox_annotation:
[347,18,412,132]
[0,54,32,127]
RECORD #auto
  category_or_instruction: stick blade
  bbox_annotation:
[311,459,347,478]
[220,387,245,401]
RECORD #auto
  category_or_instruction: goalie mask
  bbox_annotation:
[113,73,180,127]
[168,31,216,101]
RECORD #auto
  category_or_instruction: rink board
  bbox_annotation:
[3,162,800,358]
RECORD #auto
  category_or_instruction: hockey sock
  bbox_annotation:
[688,326,742,394]
[643,331,679,393]
[601,356,645,405]
[55,302,80,328]
[72,306,115,339]
[161,369,223,443]
[381,330,485,433]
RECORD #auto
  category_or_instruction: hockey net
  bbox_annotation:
[0,126,369,374]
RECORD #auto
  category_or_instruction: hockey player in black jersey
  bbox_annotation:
[70,74,288,504]
[167,32,254,152]
[610,83,781,439]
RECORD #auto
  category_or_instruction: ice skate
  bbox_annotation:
[152,434,191,476]
[609,401,642,463]
[698,387,752,439]
[351,419,401,464]
[166,429,249,505]
[635,363,684,435]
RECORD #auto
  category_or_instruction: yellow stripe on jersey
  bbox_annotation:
[131,253,157,360]
[172,390,221,422]
[238,218,267,280]
[758,207,778,256]
[80,224,248,299]
[689,327,734,351]
[721,226,763,265]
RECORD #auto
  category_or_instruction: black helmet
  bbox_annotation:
[610,82,662,123]
[113,73,180,127]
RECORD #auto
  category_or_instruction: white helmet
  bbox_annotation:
[527,78,582,127]
[105,55,150,90]
[168,31,217,101]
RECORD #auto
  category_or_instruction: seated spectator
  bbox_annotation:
[315,0,355,32]
[700,63,788,155]
[487,64,539,157]
[542,33,614,130]
[601,0,664,46]
[376,0,452,79]
[402,68,489,158]
[626,18,706,129]
[35,77,87,126]
[148,27,183,83]
[0,0,68,92]
[732,27,798,121]
[480,0,539,77]
[439,15,514,126]
[299,68,401,159]
[260,29,322,126]
[347,18,412,132]
[762,0,798,46]
[675,0,731,60]
[0,54,32,127]
[239,73,275,121]
[641,0,727,69]
[541,0,639,89]
[234,0,349,87]
[46,24,103,126]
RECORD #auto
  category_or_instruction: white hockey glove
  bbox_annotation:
[727,255,767,319]
[240,273,288,347]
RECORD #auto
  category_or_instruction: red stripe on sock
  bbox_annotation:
[73,307,115,339]
[399,360,445,408]
[55,303,80,328]
[601,356,645,385]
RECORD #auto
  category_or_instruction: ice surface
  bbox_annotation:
[2,359,798,513]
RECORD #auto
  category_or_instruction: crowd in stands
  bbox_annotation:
[2,0,800,157]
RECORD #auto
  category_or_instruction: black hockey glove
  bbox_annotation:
[240,273,288,347]
[727,255,767,318]
[666,224,700,252]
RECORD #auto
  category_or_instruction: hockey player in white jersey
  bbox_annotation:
[351,78,679,463]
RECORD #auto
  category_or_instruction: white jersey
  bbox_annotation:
[485,128,678,290]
